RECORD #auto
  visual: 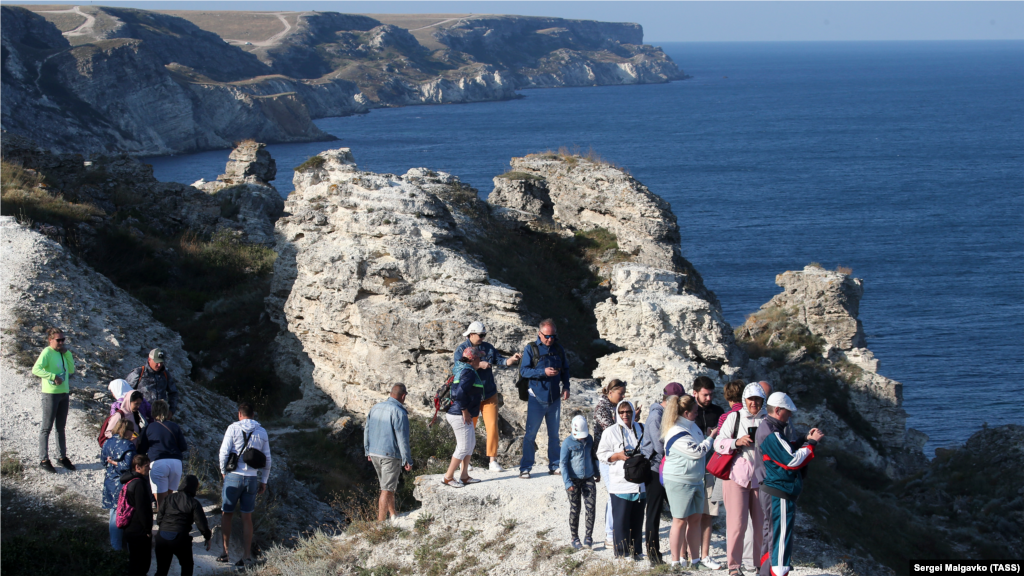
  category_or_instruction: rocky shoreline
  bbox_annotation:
[2,138,1019,574]
[2,6,688,156]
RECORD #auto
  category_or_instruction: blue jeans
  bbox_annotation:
[222,473,260,514]
[519,395,561,473]
[109,508,123,550]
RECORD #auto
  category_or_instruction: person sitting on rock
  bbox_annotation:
[453,321,522,472]
[441,347,485,488]
[756,393,825,576]
[127,348,178,415]
[518,319,571,479]
[560,415,599,550]
[109,378,152,422]
[32,327,76,473]
[364,384,413,521]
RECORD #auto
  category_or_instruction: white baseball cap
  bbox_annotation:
[743,383,766,401]
[462,321,487,337]
[767,392,797,412]
[571,415,590,439]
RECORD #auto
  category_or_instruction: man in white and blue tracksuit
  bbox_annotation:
[755,392,824,576]
[517,318,571,478]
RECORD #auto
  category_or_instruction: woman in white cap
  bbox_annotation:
[453,321,521,472]
[661,394,720,570]
[714,383,767,576]
[559,414,599,550]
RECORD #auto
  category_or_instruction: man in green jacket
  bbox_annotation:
[32,327,76,473]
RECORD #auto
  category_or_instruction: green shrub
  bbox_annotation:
[295,155,326,172]
[496,171,544,182]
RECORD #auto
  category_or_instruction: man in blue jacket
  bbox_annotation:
[755,392,824,576]
[364,384,413,522]
[518,318,571,479]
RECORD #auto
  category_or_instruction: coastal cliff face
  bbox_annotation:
[4,6,686,155]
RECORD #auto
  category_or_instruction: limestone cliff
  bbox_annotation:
[5,6,687,155]
[738,265,928,476]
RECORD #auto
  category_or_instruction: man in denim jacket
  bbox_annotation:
[517,318,571,478]
[364,384,413,521]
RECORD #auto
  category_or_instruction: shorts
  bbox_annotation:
[665,480,705,519]
[371,455,402,492]
[222,473,260,514]
[149,458,183,494]
[704,473,721,516]
[446,413,476,460]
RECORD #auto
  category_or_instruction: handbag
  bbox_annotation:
[622,423,651,484]
[706,411,742,480]
[225,429,267,472]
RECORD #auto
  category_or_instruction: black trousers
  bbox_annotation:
[567,478,597,541]
[156,532,194,576]
[644,474,667,561]
[124,533,152,576]
[610,494,645,558]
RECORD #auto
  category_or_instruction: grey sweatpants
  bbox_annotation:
[39,392,69,460]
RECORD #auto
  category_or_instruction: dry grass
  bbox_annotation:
[251,528,358,576]
[1,161,104,225]
[836,265,853,275]
[495,171,544,181]
[348,521,405,544]
[1,451,24,476]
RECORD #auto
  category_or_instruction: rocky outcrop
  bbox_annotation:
[219,140,277,185]
[739,265,927,476]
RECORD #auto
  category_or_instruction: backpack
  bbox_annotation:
[658,430,691,486]
[515,341,563,402]
[429,368,455,427]
[97,414,116,448]
[622,423,651,484]
[225,428,266,471]
[115,478,139,529]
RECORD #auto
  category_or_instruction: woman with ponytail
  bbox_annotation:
[661,394,720,570]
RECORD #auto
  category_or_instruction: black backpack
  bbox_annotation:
[515,341,565,401]
[623,423,651,484]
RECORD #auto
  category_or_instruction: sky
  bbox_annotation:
[9,1,1023,42]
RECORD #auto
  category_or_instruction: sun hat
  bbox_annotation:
[571,415,589,439]
[462,321,486,337]
[743,383,766,400]
[767,392,797,412]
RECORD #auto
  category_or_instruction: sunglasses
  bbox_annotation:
[540,333,556,340]
[54,338,66,342]
[617,410,632,415]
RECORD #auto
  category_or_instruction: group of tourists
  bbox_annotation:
[365,320,826,576]
[33,328,273,575]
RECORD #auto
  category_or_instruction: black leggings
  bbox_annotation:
[155,531,194,576]
[567,478,597,541]
[645,475,668,559]
[124,533,152,576]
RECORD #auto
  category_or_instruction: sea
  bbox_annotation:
[146,41,1024,456]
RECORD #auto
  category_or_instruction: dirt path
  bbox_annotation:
[37,6,96,38]
[409,16,470,31]
[225,12,298,48]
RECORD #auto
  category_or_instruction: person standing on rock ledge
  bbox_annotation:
[218,402,272,568]
[364,384,413,521]
[640,381,686,565]
[756,393,824,576]
[127,348,179,416]
[32,327,76,473]
[453,321,522,472]
[518,319,570,479]
[691,376,725,570]
[442,347,485,488]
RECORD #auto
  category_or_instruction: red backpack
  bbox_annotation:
[97,414,116,448]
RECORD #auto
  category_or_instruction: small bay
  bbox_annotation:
[147,41,1024,455]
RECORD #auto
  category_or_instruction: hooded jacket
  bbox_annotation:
[156,477,212,539]
[448,360,484,417]
[755,415,815,499]
[453,340,507,400]
[219,418,272,484]
[100,434,136,509]
[714,405,766,488]
[119,470,154,537]
[640,401,666,472]
[106,390,145,446]
[519,338,570,403]
[559,434,598,489]
[596,400,646,496]
[127,363,178,414]
[662,417,716,486]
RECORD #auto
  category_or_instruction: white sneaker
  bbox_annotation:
[488,461,503,472]
[702,556,723,570]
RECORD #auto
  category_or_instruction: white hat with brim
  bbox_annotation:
[462,321,486,337]
[767,392,797,412]
[571,414,589,439]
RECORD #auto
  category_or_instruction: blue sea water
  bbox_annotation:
[147,41,1024,456]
